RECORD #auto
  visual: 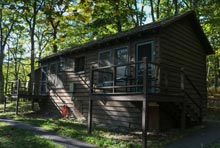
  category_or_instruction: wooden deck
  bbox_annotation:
[87,58,188,148]
[4,80,49,114]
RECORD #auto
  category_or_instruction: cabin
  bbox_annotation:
[36,11,212,146]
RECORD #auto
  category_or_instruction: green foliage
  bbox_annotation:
[1,0,220,98]
[0,122,64,148]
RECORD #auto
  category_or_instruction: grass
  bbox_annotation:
[0,122,63,148]
[3,115,142,148]
[0,100,207,148]
[1,101,143,148]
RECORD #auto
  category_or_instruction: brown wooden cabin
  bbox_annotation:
[38,11,213,135]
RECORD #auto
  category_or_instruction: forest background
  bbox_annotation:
[0,0,219,103]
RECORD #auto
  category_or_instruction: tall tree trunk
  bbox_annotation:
[53,29,58,53]
[139,0,145,25]
[156,0,161,20]
[0,52,4,103]
[115,3,122,32]
[134,0,139,26]
[0,6,4,103]
[150,0,155,22]
[0,4,14,103]
[29,1,37,94]
[174,0,178,15]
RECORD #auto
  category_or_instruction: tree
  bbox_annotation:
[198,0,220,91]
[0,2,16,103]
[19,0,44,93]
[43,0,72,53]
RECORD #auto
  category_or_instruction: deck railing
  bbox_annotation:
[6,80,38,97]
[90,57,160,95]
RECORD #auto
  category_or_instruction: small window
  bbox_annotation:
[50,63,57,74]
[40,66,48,95]
[75,56,85,72]
[59,58,74,71]
[115,48,128,65]
[98,51,112,84]
[48,62,64,89]
[99,51,112,67]
[115,48,128,80]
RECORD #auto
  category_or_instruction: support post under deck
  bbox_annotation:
[142,100,148,148]
[88,99,93,134]
[142,57,148,148]
[180,67,186,131]
[16,80,20,115]
[88,66,94,134]
[31,82,35,110]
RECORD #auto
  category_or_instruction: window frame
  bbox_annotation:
[98,50,112,67]
[59,57,75,72]
[114,47,129,65]
[75,56,85,73]
[48,62,64,89]
[40,65,48,95]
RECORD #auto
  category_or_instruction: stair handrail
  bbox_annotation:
[181,68,202,120]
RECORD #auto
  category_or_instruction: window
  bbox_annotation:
[40,66,48,95]
[136,42,153,75]
[136,41,155,92]
[48,62,64,89]
[98,48,128,85]
[59,57,74,71]
[98,51,112,84]
[75,56,85,72]
[50,63,57,74]
[115,48,128,65]
[99,51,112,67]
[115,48,128,80]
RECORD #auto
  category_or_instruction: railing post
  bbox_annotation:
[180,67,185,92]
[143,57,148,95]
[16,79,20,115]
[142,57,148,148]
[31,82,35,110]
[113,66,116,93]
[165,71,168,92]
[88,66,94,134]
[180,67,186,131]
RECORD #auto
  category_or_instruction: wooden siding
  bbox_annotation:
[41,34,162,129]
[39,17,208,131]
[160,19,207,119]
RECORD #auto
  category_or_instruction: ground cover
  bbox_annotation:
[0,100,208,148]
[0,122,64,148]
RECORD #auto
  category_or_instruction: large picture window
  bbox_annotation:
[98,48,128,85]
